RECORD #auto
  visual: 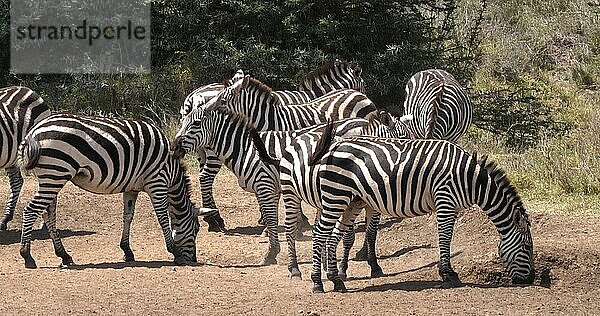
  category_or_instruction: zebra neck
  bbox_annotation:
[208,121,254,164]
[166,158,194,212]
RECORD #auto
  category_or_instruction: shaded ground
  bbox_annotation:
[1,171,599,315]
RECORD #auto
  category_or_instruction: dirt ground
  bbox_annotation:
[1,170,599,315]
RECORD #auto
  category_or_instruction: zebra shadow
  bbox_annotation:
[224,225,298,236]
[0,228,96,245]
[293,244,434,267]
[66,260,185,270]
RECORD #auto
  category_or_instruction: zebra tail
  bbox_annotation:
[307,120,336,166]
[17,136,41,172]
[249,127,280,167]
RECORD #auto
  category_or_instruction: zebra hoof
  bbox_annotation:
[332,280,347,293]
[312,283,325,293]
[371,266,384,278]
[123,255,135,262]
[338,271,347,282]
[441,271,462,289]
[354,247,368,261]
[174,256,189,266]
[289,267,302,279]
[60,254,75,267]
[24,260,37,269]
[261,256,277,266]
[0,222,6,231]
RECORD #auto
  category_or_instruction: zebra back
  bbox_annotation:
[298,60,365,96]
[403,69,472,142]
[205,75,378,131]
[19,114,170,193]
[0,86,50,168]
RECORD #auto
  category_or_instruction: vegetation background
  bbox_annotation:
[0,0,598,211]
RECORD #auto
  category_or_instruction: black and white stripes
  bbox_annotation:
[0,86,51,230]
[403,69,472,142]
[305,133,534,292]
[17,114,200,268]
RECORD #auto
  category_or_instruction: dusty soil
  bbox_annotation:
[1,170,599,315]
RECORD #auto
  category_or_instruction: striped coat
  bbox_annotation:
[0,86,51,230]
[17,114,201,268]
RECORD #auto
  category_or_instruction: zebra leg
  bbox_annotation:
[199,154,226,232]
[354,230,368,261]
[296,211,311,238]
[0,167,24,230]
[365,209,383,278]
[311,201,349,293]
[120,191,139,262]
[20,187,64,269]
[338,224,355,281]
[435,199,461,288]
[326,208,361,293]
[259,191,280,266]
[283,194,303,278]
[147,187,182,264]
[44,197,74,266]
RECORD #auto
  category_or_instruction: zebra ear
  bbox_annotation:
[232,69,245,81]
[354,66,362,77]
[235,75,251,93]
[513,208,529,232]
[378,111,395,129]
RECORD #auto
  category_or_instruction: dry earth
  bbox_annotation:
[1,170,599,315]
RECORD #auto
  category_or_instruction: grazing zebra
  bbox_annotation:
[403,69,472,142]
[0,86,51,231]
[173,105,406,267]
[17,114,203,269]
[173,108,282,265]
[306,130,535,293]
[179,70,245,231]
[183,61,366,232]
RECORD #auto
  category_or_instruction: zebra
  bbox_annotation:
[403,69,472,142]
[306,129,535,293]
[0,86,51,231]
[179,70,246,231]
[272,115,412,280]
[172,106,406,267]
[16,114,204,268]
[182,60,366,232]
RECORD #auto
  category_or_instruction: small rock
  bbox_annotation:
[298,310,304,314]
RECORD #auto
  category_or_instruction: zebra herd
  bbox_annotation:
[0,60,535,293]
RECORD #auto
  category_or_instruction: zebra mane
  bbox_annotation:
[215,107,280,166]
[246,77,275,95]
[177,158,198,210]
[475,153,525,211]
[302,60,350,83]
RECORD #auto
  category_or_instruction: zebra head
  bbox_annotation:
[477,157,535,284]
[179,70,246,121]
[203,74,251,113]
[167,157,204,263]
[498,207,535,285]
[173,107,215,159]
[376,111,413,139]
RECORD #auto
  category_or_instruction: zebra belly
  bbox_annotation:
[70,169,145,194]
